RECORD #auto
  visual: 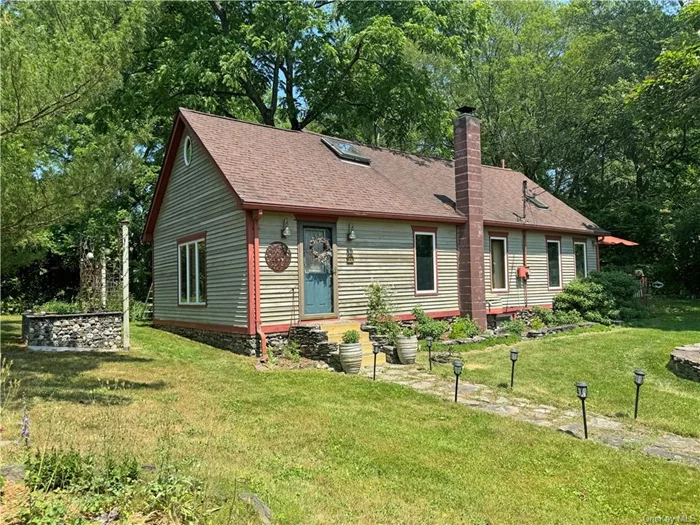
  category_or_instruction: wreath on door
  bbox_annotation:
[308,236,332,262]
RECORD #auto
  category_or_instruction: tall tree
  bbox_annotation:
[1,0,148,271]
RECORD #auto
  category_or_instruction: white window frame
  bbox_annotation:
[178,238,206,305]
[547,239,562,289]
[414,231,437,294]
[490,236,509,292]
[183,135,193,166]
[574,241,588,278]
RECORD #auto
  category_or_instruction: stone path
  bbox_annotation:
[359,364,700,468]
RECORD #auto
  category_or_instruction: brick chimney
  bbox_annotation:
[454,106,487,328]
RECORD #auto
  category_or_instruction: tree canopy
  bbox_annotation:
[1,0,698,309]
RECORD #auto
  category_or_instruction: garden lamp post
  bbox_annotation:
[633,369,646,419]
[453,360,463,403]
[426,337,433,371]
[509,349,519,389]
[372,344,380,381]
[576,382,589,439]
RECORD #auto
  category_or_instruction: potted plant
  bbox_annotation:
[339,329,363,374]
[396,327,418,364]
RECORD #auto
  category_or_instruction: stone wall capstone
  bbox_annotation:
[22,312,122,350]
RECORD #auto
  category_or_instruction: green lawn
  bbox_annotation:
[422,299,700,437]
[2,309,700,524]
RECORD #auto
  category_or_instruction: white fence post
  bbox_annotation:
[120,220,130,350]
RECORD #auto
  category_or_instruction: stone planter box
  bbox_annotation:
[21,312,123,351]
[669,344,700,382]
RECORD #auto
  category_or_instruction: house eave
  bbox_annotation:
[483,220,608,236]
[240,201,468,224]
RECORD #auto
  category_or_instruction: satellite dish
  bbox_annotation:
[652,281,664,289]
[86,252,94,260]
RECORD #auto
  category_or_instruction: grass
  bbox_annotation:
[1,307,700,523]
[422,299,700,437]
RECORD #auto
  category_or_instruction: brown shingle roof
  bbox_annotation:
[178,108,603,234]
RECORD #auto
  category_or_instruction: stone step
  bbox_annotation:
[318,321,364,336]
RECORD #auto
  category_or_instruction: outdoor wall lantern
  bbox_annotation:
[509,349,519,389]
[372,344,380,380]
[453,360,463,403]
[426,336,434,371]
[347,223,356,241]
[633,369,646,419]
[576,381,589,439]
[281,218,291,238]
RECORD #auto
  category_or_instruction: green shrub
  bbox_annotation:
[366,282,392,328]
[449,316,481,339]
[402,327,415,337]
[499,319,527,334]
[532,306,555,326]
[366,283,400,345]
[411,305,447,340]
[552,310,584,325]
[588,271,640,304]
[553,271,644,323]
[530,318,544,330]
[283,340,301,362]
[341,330,360,344]
[36,300,82,314]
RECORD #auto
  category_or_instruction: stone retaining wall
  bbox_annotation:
[22,312,122,350]
[669,344,700,382]
[156,324,258,357]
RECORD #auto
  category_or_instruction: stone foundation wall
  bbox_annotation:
[156,324,258,357]
[669,344,700,382]
[22,312,122,350]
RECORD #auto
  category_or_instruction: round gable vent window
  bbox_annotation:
[183,136,193,166]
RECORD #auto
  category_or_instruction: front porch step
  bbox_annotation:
[317,320,385,368]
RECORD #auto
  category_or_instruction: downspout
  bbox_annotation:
[522,229,528,307]
[253,209,267,360]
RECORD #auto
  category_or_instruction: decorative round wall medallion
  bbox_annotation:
[265,242,292,272]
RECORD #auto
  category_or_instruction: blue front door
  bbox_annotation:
[303,226,334,316]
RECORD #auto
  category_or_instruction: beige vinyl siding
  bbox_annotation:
[257,215,459,326]
[484,229,597,309]
[258,212,300,326]
[153,135,248,326]
[336,219,458,318]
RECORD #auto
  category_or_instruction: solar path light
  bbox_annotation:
[576,382,589,439]
[372,344,380,381]
[509,349,519,389]
[633,369,646,419]
[426,337,434,371]
[453,360,463,403]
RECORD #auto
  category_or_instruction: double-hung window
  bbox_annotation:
[414,229,437,294]
[547,239,562,289]
[574,241,588,278]
[178,237,207,305]
[490,236,508,291]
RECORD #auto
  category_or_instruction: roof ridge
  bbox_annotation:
[178,107,301,134]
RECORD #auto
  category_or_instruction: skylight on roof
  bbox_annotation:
[321,137,370,165]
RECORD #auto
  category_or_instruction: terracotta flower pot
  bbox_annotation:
[339,343,363,374]
[396,335,418,364]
